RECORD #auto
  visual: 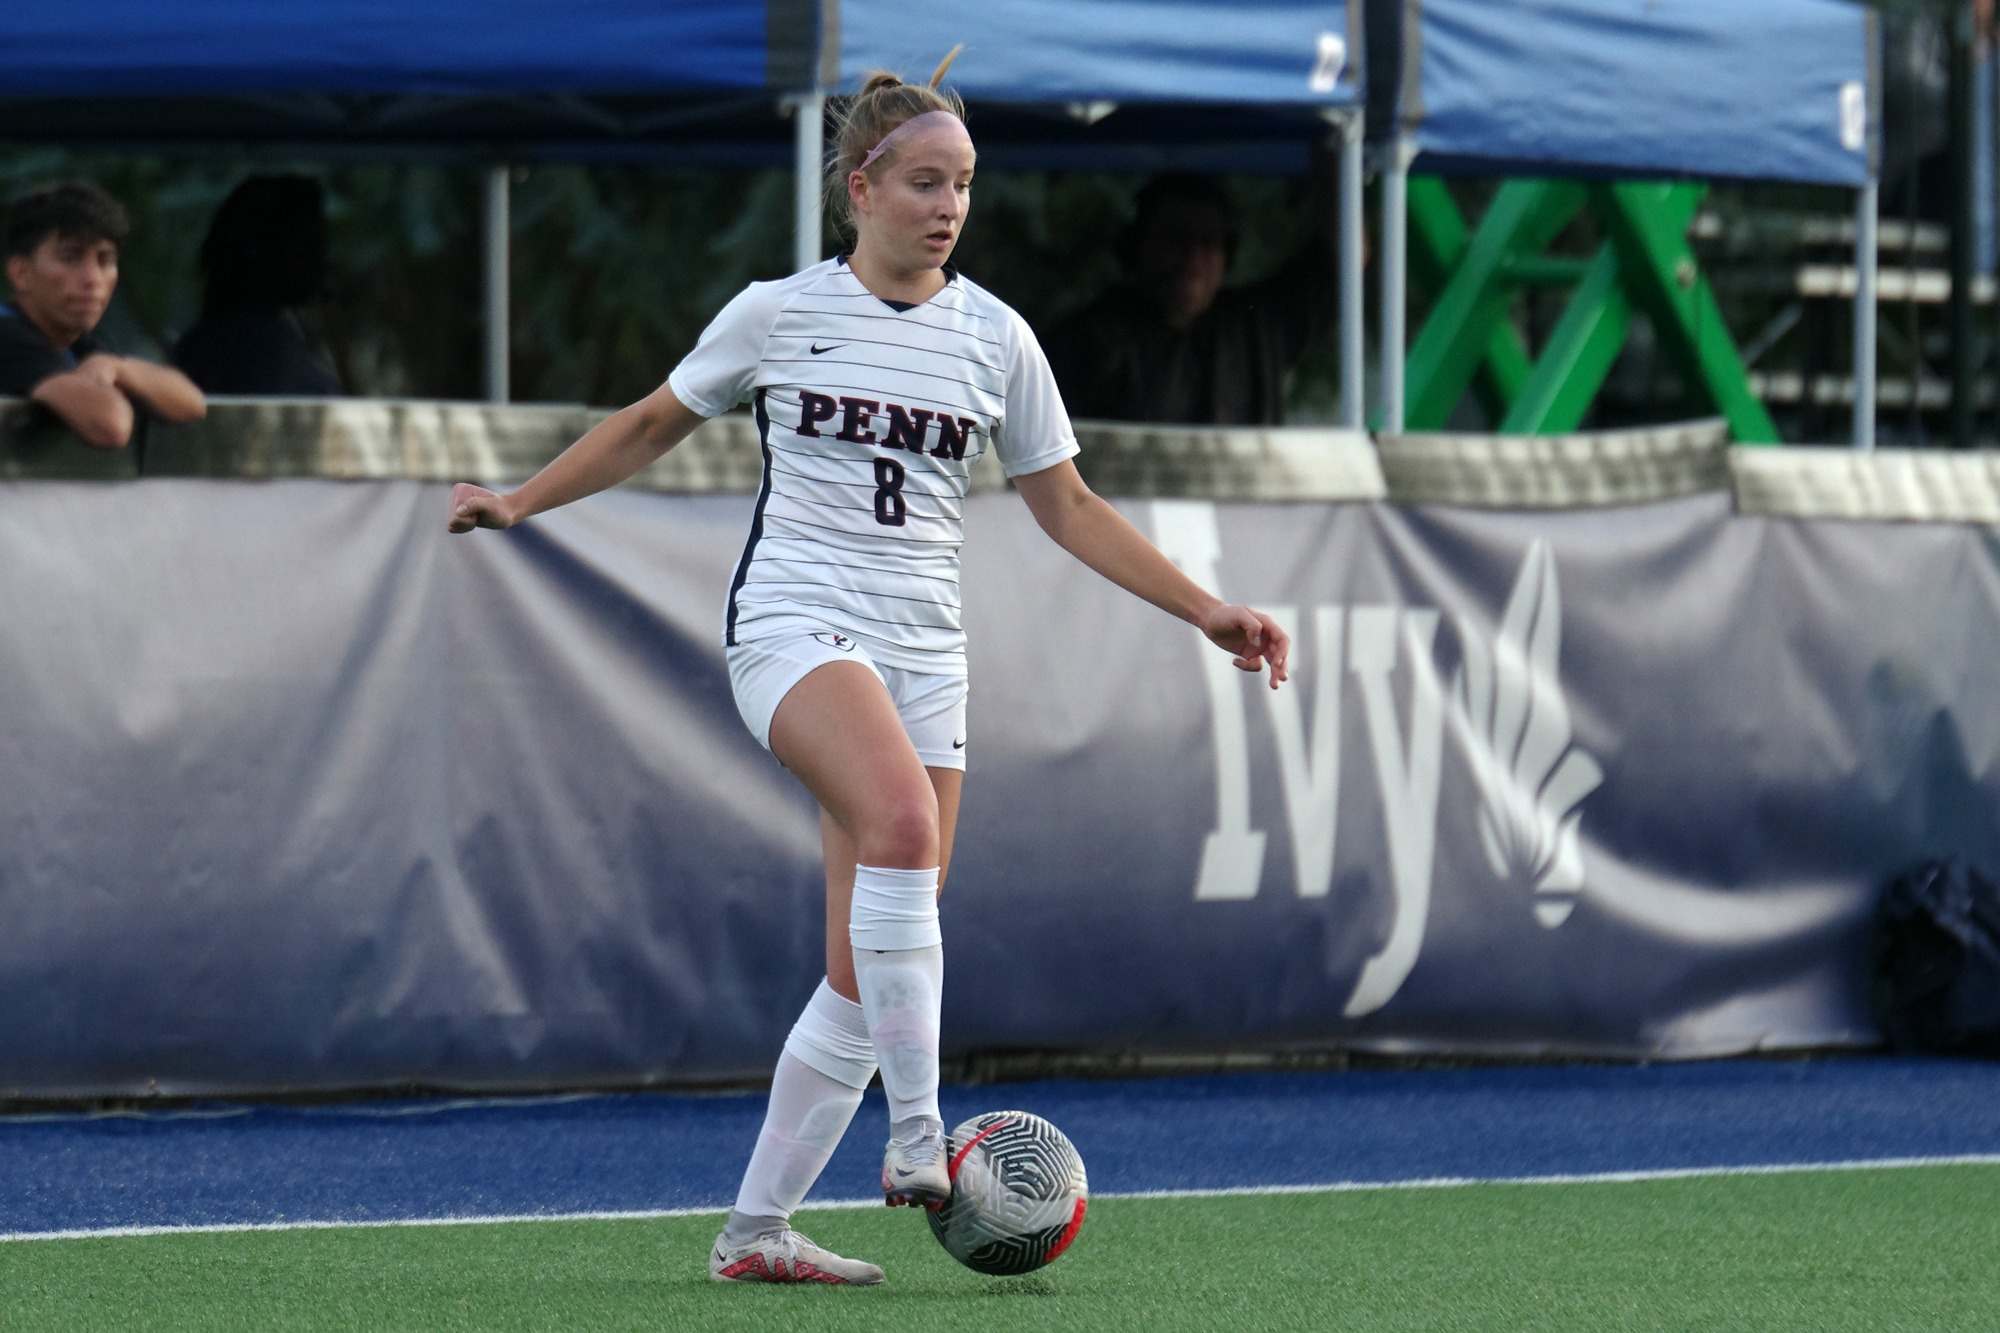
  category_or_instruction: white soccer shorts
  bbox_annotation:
[726,621,968,771]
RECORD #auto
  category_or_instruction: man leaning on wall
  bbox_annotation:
[1,181,205,449]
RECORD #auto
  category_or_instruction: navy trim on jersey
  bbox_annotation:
[725,387,776,647]
[837,252,957,279]
[833,252,959,312]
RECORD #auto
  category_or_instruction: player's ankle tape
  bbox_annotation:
[849,865,941,952]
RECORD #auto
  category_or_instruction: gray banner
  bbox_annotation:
[0,478,1991,1095]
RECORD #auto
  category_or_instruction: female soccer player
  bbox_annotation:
[447,54,1289,1286]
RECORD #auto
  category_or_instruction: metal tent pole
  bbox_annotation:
[1950,5,1976,447]
[1336,110,1365,430]
[1855,180,1878,451]
[1382,138,1411,435]
[482,163,510,405]
[793,94,826,273]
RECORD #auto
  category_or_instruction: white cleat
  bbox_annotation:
[881,1121,950,1210]
[709,1228,884,1285]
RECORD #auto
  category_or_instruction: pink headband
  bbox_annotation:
[857,109,963,172]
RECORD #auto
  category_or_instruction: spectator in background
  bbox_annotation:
[1,181,206,448]
[1043,172,1336,426]
[174,175,343,396]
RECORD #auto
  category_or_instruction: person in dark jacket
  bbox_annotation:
[174,176,343,397]
[1044,172,1335,426]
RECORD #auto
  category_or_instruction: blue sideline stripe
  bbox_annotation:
[2,1058,1998,1236]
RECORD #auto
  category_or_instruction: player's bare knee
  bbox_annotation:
[857,795,938,869]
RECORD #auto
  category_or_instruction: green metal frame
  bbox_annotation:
[1404,177,1534,424]
[1401,179,1779,443]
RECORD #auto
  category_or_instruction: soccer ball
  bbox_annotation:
[926,1110,1088,1276]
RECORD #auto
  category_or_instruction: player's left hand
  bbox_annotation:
[1201,604,1289,689]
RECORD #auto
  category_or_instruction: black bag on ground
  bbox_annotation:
[1872,858,2000,1055]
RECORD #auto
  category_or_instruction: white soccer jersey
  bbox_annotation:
[668,257,1079,675]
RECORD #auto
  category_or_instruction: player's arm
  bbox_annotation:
[1013,459,1288,688]
[448,380,704,532]
[29,358,136,449]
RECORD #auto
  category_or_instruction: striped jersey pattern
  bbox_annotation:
[669,258,1078,675]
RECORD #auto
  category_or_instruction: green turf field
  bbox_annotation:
[2,1165,1995,1331]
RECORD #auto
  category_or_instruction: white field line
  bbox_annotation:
[4,1154,1998,1245]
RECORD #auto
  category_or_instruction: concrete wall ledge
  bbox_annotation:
[5,397,1997,522]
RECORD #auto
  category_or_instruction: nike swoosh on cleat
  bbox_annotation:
[810,343,843,354]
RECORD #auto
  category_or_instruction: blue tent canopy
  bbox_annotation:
[1362,0,1884,445]
[1370,0,1877,187]
[0,0,1358,161]
[1,0,786,98]
[840,0,1357,107]
[0,1,1373,415]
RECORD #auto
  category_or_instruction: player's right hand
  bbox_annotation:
[447,482,517,533]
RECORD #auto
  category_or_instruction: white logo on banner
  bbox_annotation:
[1452,539,1603,929]
[1151,504,1601,1017]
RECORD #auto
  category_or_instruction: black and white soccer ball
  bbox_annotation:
[926,1110,1088,1276]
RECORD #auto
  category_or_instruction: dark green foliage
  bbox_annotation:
[506,164,795,407]
[0,152,797,405]
[1,151,1344,414]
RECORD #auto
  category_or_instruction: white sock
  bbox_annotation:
[849,865,944,1131]
[728,981,875,1231]
[855,944,944,1131]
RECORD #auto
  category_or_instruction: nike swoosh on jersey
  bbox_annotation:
[810,343,843,354]
[952,738,967,749]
